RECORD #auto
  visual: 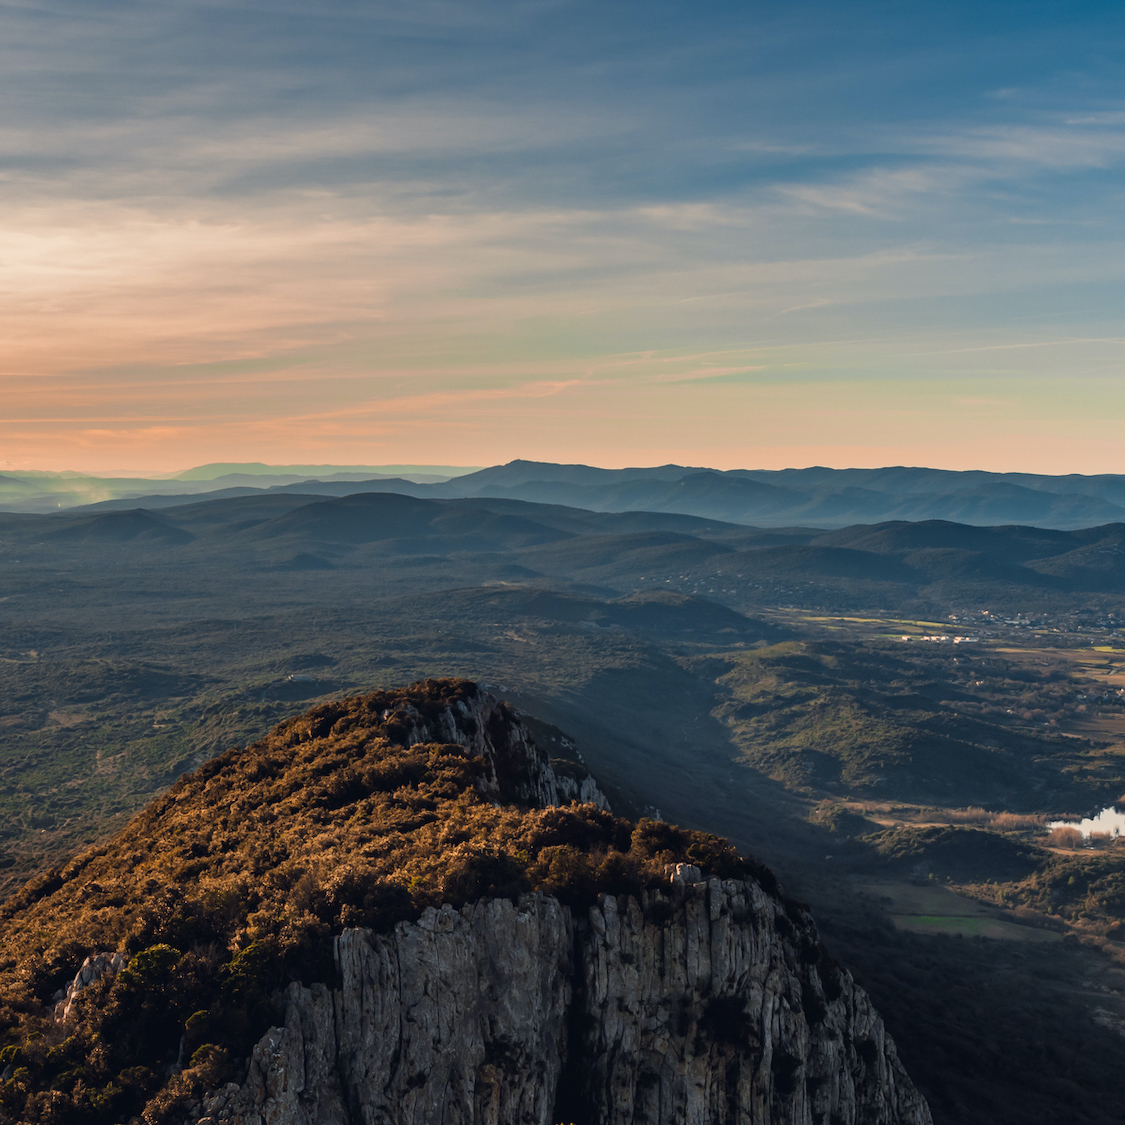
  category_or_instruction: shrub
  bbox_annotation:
[1045,826,1083,849]
[116,945,182,993]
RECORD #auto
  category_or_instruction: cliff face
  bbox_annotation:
[190,882,929,1125]
[197,897,572,1125]
[577,883,927,1125]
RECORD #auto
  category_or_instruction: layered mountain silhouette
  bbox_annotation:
[62,459,1125,529]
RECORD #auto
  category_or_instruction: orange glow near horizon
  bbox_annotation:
[2,192,1123,479]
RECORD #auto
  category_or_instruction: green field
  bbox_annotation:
[860,881,1063,941]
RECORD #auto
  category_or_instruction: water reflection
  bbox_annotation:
[1049,806,1125,837]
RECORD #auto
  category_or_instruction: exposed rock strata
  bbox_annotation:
[192,883,929,1125]
[386,689,609,811]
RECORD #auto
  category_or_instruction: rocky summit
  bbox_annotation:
[0,679,929,1125]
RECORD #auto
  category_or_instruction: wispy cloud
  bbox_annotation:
[1,0,1125,471]
[776,167,952,219]
[908,121,1125,170]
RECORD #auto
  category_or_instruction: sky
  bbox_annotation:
[3,0,1125,475]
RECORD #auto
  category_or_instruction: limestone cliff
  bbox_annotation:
[189,879,928,1125]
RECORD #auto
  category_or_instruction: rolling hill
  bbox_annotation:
[7,492,1125,597]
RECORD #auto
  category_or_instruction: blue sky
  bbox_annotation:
[2,0,1124,472]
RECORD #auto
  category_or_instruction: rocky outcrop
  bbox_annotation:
[382,688,609,812]
[53,952,128,1023]
[190,882,930,1125]
[171,687,928,1125]
[0,681,928,1125]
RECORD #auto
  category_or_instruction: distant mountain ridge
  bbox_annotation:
[46,459,1125,529]
[418,461,1125,529]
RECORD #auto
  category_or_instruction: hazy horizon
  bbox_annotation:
[11,457,1125,481]
[8,455,1125,480]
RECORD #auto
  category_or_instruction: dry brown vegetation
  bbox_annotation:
[1044,826,1083,848]
[0,678,763,1125]
[939,807,1047,832]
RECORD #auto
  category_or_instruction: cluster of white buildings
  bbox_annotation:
[900,635,980,644]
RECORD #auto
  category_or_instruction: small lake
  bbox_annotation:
[1049,806,1125,837]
